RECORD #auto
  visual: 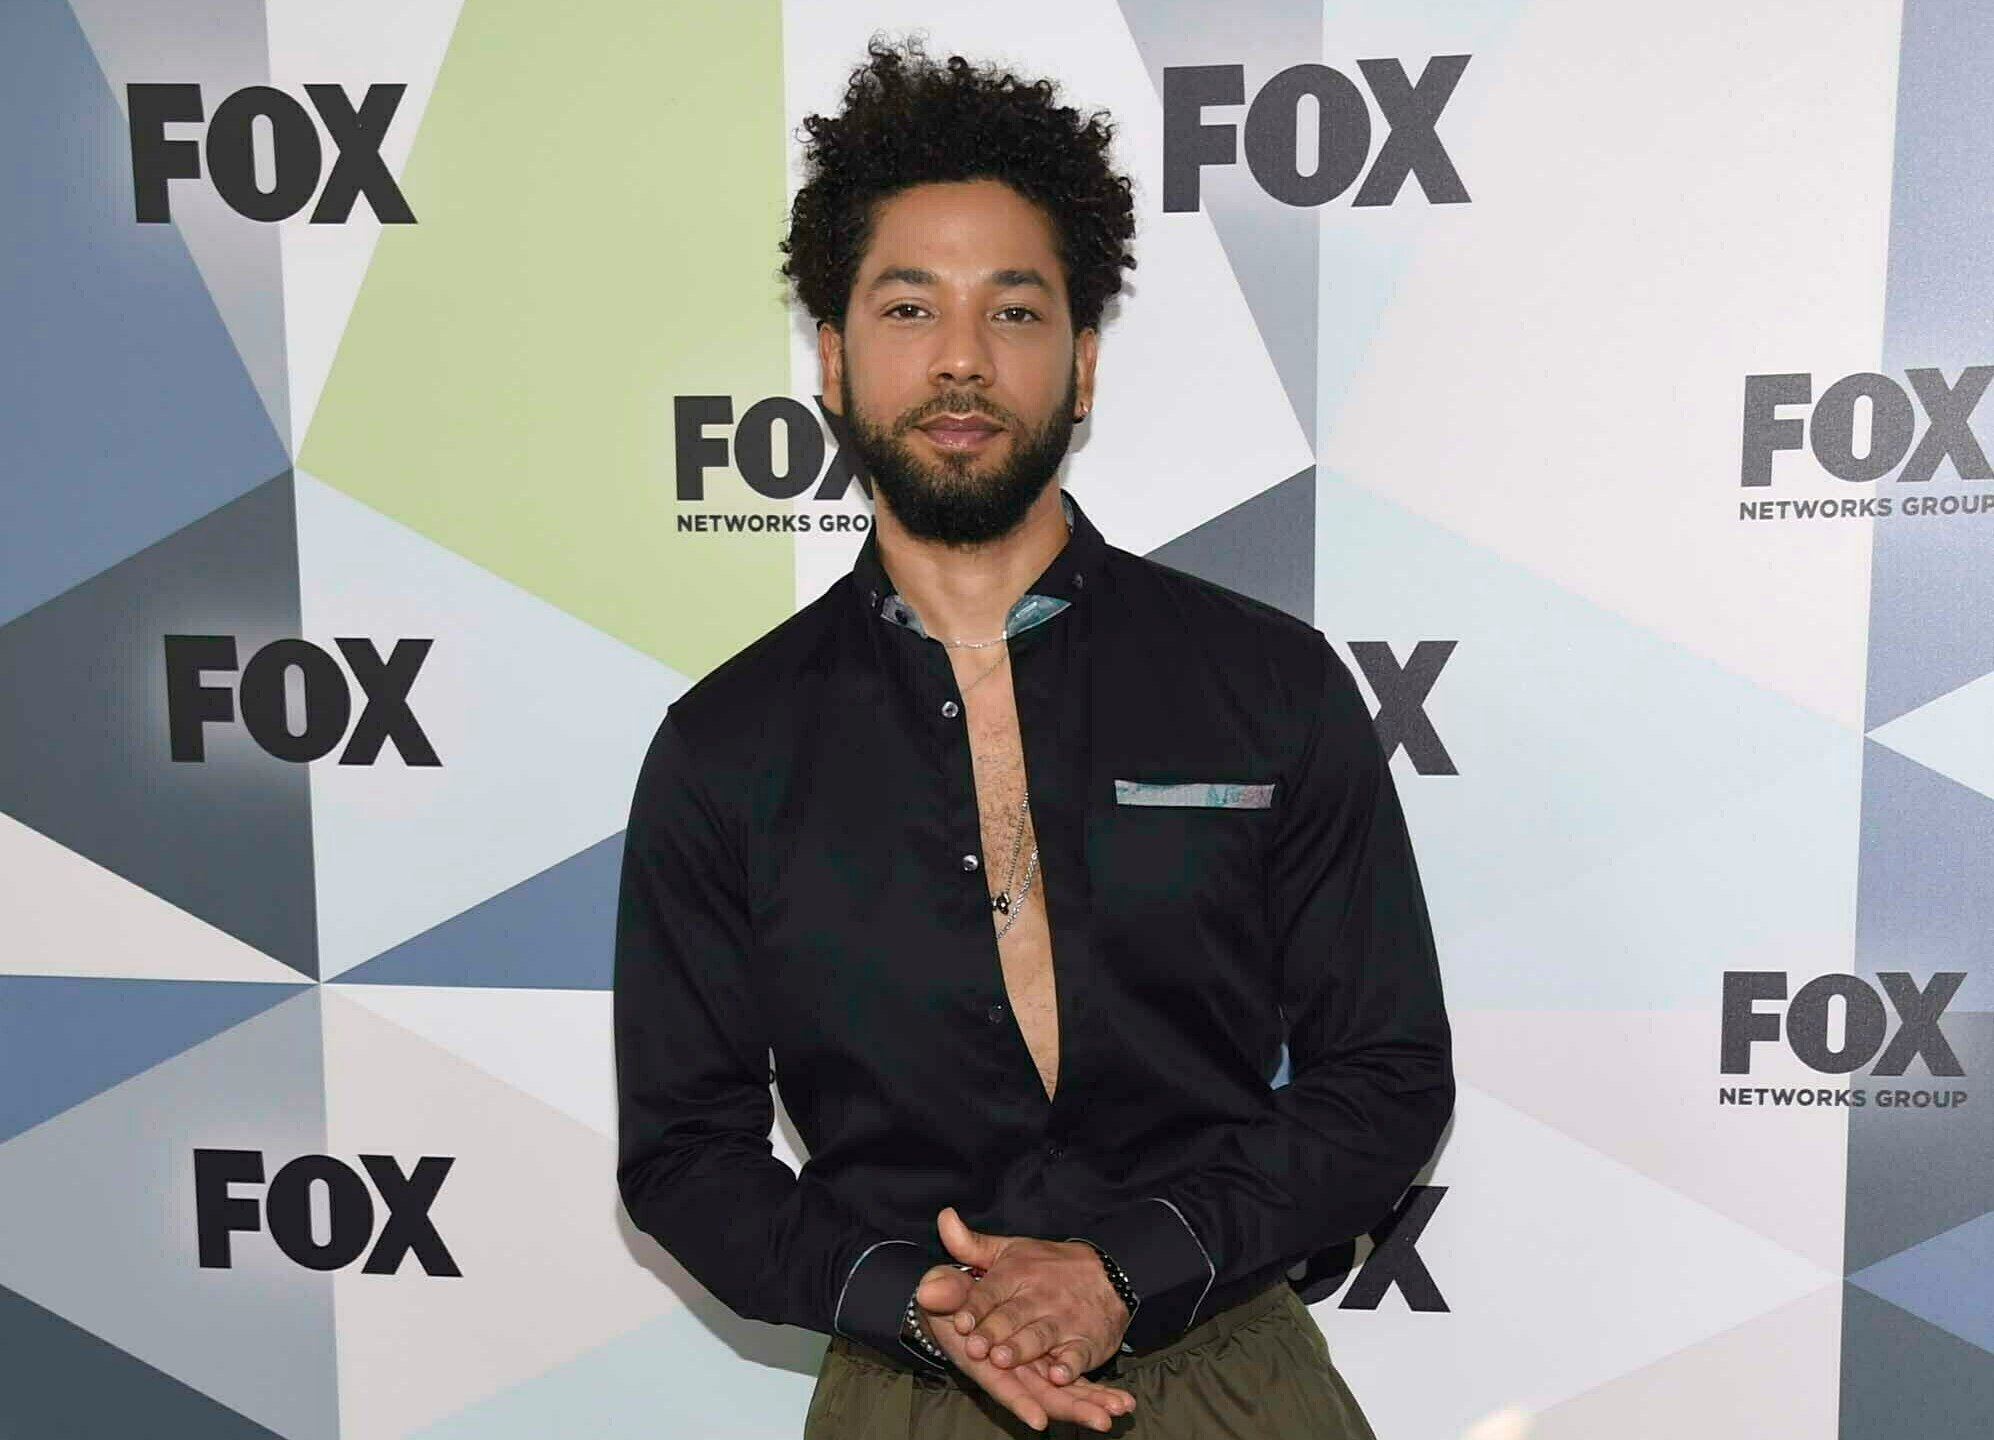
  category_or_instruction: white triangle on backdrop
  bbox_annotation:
[270,0,468,448]
[338,985,616,1138]
[1452,1010,1849,1272]
[782,0,1314,604]
[0,811,302,983]
[1527,1282,1842,1440]
[1868,666,1994,803]
[293,472,688,979]
[1315,0,1901,731]
[1436,727,1863,1011]
[320,989,681,1439]
[1312,1085,1834,1439]
[1306,475,1868,1010]
[337,985,810,1175]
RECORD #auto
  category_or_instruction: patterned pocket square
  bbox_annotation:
[1113,779,1275,809]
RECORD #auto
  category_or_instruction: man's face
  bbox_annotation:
[819,178,1099,545]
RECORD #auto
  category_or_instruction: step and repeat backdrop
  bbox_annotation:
[4,0,1991,1435]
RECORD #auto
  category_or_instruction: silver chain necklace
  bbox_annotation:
[945,648,1033,936]
[991,789,1039,940]
[958,646,1009,696]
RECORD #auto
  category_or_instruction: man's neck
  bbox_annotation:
[874,486,1068,644]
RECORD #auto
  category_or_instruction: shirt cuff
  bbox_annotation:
[1073,1197,1216,1351]
[832,1239,949,1373]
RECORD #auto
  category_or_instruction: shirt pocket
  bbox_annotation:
[1090,772,1278,982]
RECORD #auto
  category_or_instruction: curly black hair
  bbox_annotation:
[782,37,1137,333]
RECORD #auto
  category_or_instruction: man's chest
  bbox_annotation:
[961,664,1060,1096]
[743,633,1291,1059]
[963,669,1030,893]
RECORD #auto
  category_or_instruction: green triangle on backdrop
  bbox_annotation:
[301,0,795,677]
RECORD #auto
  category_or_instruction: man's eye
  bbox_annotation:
[885,303,928,319]
[995,306,1040,323]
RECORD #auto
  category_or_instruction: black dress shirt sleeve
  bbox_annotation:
[1077,635,1454,1349]
[612,712,946,1370]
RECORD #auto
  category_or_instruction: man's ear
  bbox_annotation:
[1073,326,1100,419]
[817,322,845,415]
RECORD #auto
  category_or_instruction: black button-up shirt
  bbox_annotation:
[613,490,1452,1371]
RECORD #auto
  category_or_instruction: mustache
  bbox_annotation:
[894,393,1019,432]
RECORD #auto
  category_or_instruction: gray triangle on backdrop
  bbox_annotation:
[1866,0,1994,730]
[0,1281,285,1439]
[0,473,318,978]
[1839,1285,1994,1440]
[1115,0,1321,444]
[68,0,292,451]
[1148,466,1315,624]
[1843,1008,1994,1274]
[0,988,335,1440]
[1203,172,1321,447]
[1853,738,1994,1016]
[1865,495,1994,729]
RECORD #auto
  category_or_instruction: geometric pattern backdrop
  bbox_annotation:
[3,0,1989,1435]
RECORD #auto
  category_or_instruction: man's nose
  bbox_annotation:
[929,309,994,388]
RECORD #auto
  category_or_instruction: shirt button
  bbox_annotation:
[1073,572,1085,589]
[961,854,980,872]
[1044,1140,1067,1160]
[985,1001,1007,1024]
[941,700,960,718]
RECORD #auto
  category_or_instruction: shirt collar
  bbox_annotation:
[851,489,1107,642]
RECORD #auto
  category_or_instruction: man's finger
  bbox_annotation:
[939,1331,1048,1428]
[1055,1373,1135,1411]
[950,1265,1020,1335]
[1044,1337,1096,1384]
[988,1315,1063,1369]
[961,1295,1033,1358]
[937,1206,1005,1271]
[1014,1362,1130,1432]
[1061,1384,1136,1430]
[934,1325,1057,1431]
[982,1372,1048,1433]
[914,1265,971,1314]
[1027,1356,1133,1410]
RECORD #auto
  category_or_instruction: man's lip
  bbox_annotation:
[917,414,1003,432]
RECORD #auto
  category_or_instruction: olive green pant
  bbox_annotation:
[803,1280,1377,1439]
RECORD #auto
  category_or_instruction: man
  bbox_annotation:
[614,39,1452,1438]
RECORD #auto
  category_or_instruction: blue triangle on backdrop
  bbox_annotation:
[0,0,288,628]
[0,976,302,1145]
[1856,740,1994,1012]
[1851,1210,1994,1356]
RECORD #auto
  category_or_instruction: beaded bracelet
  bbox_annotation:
[1067,1237,1141,1354]
[901,1291,950,1366]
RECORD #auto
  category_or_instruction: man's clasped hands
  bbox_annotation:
[911,1205,1139,1433]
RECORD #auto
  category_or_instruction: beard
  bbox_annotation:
[840,360,1078,546]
